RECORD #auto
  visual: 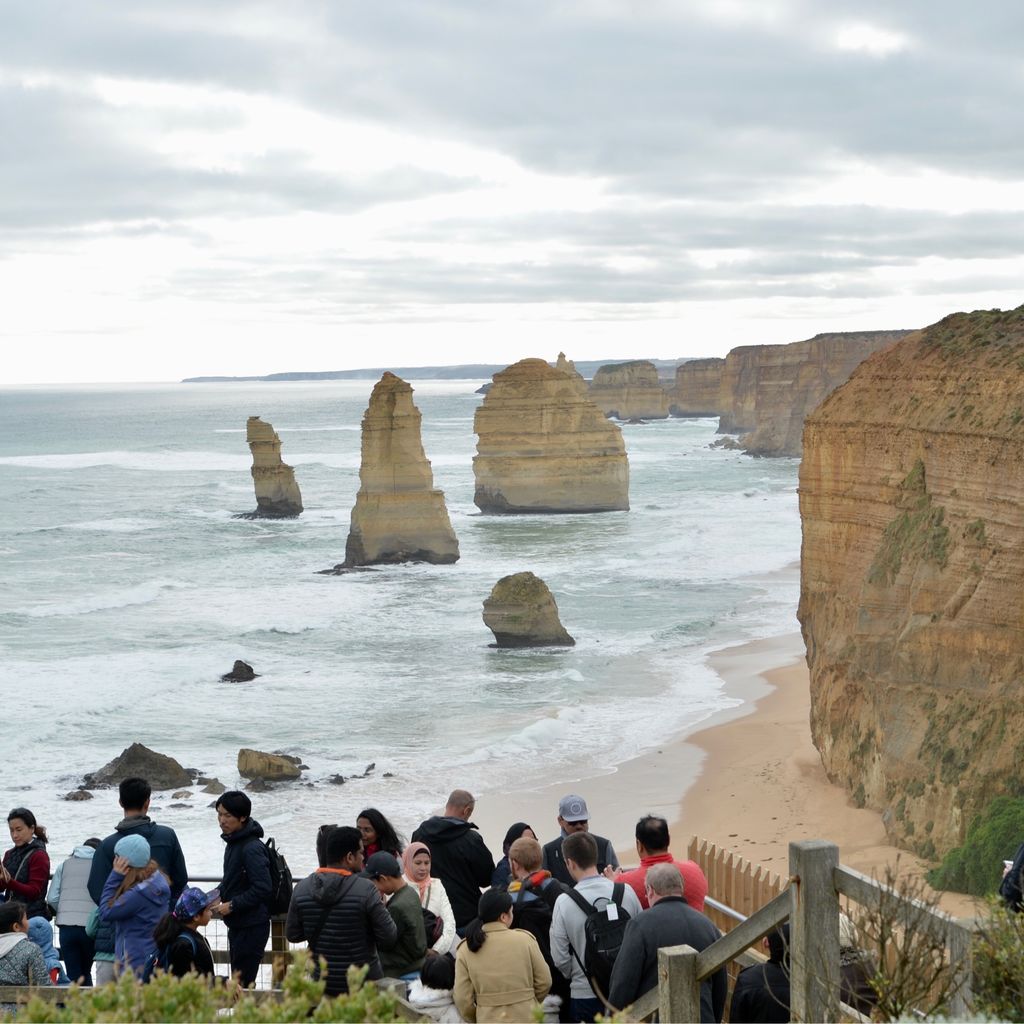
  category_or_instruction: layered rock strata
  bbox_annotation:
[483,572,575,647]
[798,306,1024,857]
[589,360,670,420]
[244,417,303,517]
[669,358,724,417]
[473,358,629,513]
[344,373,459,565]
[718,331,911,456]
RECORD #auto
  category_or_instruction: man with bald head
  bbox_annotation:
[608,863,726,1022]
[411,789,495,931]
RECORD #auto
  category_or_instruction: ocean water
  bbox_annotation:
[0,380,800,874]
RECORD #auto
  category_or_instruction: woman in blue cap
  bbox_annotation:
[99,834,170,977]
[151,886,218,978]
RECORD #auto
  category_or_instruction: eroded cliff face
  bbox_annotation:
[473,357,629,513]
[344,373,459,565]
[245,416,303,516]
[589,360,669,419]
[798,306,1024,857]
[719,331,911,456]
[669,358,724,417]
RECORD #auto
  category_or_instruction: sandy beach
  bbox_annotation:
[474,630,979,920]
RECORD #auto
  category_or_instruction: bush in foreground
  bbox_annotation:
[12,953,404,1023]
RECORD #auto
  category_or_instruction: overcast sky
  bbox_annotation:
[4,1,1024,382]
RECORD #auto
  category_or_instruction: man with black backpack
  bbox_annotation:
[507,836,570,1017]
[549,832,642,1023]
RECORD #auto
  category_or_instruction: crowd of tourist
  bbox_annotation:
[0,780,860,1022]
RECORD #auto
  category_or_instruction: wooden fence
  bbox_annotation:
[687,836,785,934]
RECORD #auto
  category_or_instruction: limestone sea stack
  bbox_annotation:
[718,331,912,456]
[483,572,575,647]
[669,358,724,417]
[798,305,1024,859]
[344,373,459,566]
[473,357,629,513]
[589,360,670,420]
[245,416,303,517]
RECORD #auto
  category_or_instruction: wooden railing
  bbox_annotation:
[624,839,975,1023]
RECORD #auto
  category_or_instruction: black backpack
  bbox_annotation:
[265,837,294,916]
[565,882,632,1000]
[1000,842,1024,912]
[141,932,198,983]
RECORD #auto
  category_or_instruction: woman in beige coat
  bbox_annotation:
[454,890,551,1023]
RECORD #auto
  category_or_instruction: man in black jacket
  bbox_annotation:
[286,826,397,996]
[608,863,726,1022]
[87,776,189,985]
[411,789,494,931]
[729,925,790,1023]
[216,791,273,987]
[541,795,619,886]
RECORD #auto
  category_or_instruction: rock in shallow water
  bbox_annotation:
[483,571,575,647]
[237,747,302,781]
[221,660,258,682]
[83,742,193,791]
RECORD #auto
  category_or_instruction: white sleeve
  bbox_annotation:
[428,879,458,955]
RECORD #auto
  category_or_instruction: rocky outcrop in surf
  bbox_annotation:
[483,572,575,647]
[589,360,669,420]
[473,357,629,513]
[669,358,724,417]
[237,748,303,782]
[83,743,193,791]
[244,417,303,517]
[344,373,459,566]
[798,305,1024,858]
[718,331,910,456]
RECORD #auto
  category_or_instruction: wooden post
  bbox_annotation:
[270,916,289,983]
[789,840,840,1023]
[947,919,974,1019]
[658,944,701,1024]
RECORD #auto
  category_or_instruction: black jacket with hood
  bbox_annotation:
[286,870,397,995]
[410,816,495,928]
[219,818,272,930]
[88,815,188,956]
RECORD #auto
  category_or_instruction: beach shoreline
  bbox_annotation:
[474,629,980,920]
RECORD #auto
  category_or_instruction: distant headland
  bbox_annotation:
[180,358,684,383]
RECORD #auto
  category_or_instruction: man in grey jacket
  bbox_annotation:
[550,832,643,1023]
[608,863,726,1022]
[286,826,397,996]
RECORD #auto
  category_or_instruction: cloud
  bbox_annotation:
[2,0,1023,380]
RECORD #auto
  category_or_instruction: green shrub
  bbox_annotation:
[927,796,1024,895]
[972,899,1024,1022]
[12,954,405,1023]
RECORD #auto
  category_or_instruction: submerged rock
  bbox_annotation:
[221,660,258,682]
[473,357,629,513]
[242,416,303,517]
[343,373,459,566]
[483,571,575,647]
[237,748,303,781]
[83,743,193,791]
[63,790,93,802]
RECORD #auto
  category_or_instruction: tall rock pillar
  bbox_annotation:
[344,373,459,565]
[245,416,303,517]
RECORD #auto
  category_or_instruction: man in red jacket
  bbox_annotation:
[611,815,708,911]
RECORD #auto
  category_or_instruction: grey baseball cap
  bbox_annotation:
[558,794,589,822]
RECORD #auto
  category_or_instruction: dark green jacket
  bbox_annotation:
[379,883,427,978]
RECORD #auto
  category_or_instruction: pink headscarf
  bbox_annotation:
[402,841,433,901]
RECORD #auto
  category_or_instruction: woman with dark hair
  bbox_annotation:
[1,808,51,920]
[357,808,404,859]
[454,889,551,1023]
[151,886,218,978]
[99,834,170,977]
[0,901,52,1014]
[216,791,272,987]
[490,823,536,890]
